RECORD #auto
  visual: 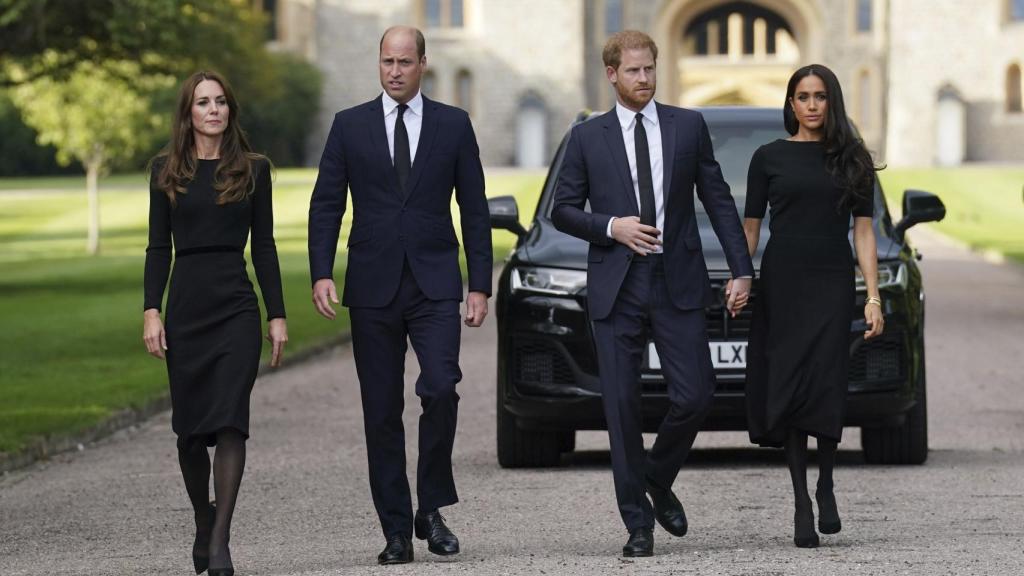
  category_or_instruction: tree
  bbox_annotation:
[9,57,174,254]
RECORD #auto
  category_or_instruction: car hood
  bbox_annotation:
[519,219,902,272]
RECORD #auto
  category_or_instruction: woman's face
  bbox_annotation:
[789,74,828,134]
[191,79,229,138]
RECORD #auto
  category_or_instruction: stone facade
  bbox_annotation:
[272,0,1024,167]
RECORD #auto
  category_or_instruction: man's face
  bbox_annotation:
[379,30,425,104]
[607,47,657,111]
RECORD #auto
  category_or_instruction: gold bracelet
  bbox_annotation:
[866,296,882,307]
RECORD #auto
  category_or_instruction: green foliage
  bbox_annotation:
[9,57,175,172]
[0,90,72,175]
[1,0,323,170]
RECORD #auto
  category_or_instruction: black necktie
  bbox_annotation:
[394,103,410,195]
[633,112,656,227]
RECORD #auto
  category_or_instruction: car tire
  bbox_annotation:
[861,374,929,465]
[496,393,563,468]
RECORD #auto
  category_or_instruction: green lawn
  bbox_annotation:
[879,167,1024,263]
[0,168,543,454]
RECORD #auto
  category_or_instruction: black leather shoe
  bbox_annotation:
[192,502,215,574]
[622,527,654,557]
[414,509,460,556]
[645,477,688,537]
[377,534,414,565]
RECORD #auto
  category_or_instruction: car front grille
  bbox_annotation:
[514,339,576,386]
[705,279,754,339]
[849,333,905,384]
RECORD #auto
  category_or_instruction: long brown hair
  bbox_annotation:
[152,71,264,205]
[783,64,882,212]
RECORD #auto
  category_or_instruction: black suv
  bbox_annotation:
[489,107,945,468]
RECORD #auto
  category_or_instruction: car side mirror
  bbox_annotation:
[893,189,945,242]
[488,195,527,238]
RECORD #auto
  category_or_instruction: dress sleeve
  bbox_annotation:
[250,159,286,320]
[744,146,769,219]
[143,168,172,312]
[852,180,874,218]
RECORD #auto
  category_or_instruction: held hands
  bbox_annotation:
[611,216,662,255]
[266,318,288,367]
[724,277,751,318]
[465,291,489,327]
[312,278,340,320]
[143,309,167,359]
[864,301,884,339]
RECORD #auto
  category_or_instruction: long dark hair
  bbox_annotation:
[783,64,880,211]
[151,71,264,206]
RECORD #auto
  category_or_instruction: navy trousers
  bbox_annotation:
[591,255,715,532]
[349,260,462,538]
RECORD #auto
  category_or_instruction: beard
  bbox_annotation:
[616,83,655,110]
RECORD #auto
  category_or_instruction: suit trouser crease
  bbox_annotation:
[350,260,462,538]
[592,258,715,531]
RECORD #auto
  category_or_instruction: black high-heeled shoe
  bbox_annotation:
[816,489,842,534]
[793,505,819,548]
[193,502,216,574]
[208,538,233,576]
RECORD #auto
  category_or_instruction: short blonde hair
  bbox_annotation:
[602,30,658,70]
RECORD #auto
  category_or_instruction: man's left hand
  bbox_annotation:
[464,291,489,327]
[725,277,751,317]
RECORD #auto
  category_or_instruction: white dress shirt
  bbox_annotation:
[382,90,423,165]
[607,99,665,252]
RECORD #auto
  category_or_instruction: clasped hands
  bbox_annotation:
[610,216,750,318]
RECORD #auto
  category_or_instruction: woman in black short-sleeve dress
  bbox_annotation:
[742,65,884,549]
[143,71,287,576]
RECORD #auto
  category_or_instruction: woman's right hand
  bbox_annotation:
[143,309,167,359]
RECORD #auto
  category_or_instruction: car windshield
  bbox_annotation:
[541,115,788,218]
[700,120,788,214]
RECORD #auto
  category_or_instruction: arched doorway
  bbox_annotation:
[515,93,548,168]
[655,0,821,107]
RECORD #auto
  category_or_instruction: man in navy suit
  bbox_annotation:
[308,26,491,565]
[552,30,753,557]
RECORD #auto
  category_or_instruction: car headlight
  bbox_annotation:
[855,261,907,292]
[511,267,587,296]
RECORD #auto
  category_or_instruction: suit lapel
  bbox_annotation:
[657,103,676,214]
[601,109,640,216]
[367,95,402,199]
[404,96,439,203]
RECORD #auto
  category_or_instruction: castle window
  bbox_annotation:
[856,0,873,32]
[423,0,464,29]
[605,0,623,35]
[422,70,437,98]
[1012,0,1024,21]
[455,69,473,115]
[1007,64,1022,113]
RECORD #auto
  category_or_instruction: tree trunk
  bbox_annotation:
[86,158,101,255]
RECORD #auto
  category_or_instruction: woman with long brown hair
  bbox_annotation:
[143,71,287,575]
[742,64,883,548]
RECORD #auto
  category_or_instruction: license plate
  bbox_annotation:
[647,341,747,370]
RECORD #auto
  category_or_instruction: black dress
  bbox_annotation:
[743,140,872,447]
[144,158,285,446]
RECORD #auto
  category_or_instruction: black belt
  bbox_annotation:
[175,246,243,258]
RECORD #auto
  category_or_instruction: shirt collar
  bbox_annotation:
[382,90,424,117]
[615,99,659,130]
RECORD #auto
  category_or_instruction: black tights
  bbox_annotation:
[177,429,246,570]
[784,430,839,538]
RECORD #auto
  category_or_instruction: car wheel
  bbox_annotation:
[496,391,563,468]
[861,374,929,465]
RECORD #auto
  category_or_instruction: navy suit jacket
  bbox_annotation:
[308,95,492,307]
[551,103,754,321]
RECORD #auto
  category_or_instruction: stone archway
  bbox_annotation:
[654,0,823,107]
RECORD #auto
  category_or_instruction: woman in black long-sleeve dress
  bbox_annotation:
[143,71,287,576]
[742,65,884,549]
